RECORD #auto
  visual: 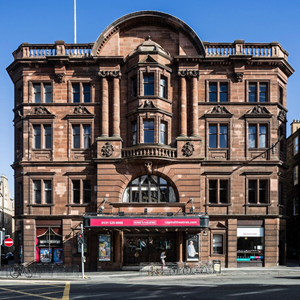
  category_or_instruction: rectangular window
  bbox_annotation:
[259,125,267,148]
[219,83,228,102]
[248,83,256,103]
[293,196,298,216]
[72,84,80,103]
[83,84,91,103]
[73,125,80,148]
[208,82,229,102]
[44,180,52,204]
[33,125,41,149]
[293,166,298,185]
[248,179,268,204]
[294,136,298,155]
[73,180,80,204]
[248,82,268,102]
[209,83,217,102]
[83,180,91,203]
[213,234,223,254]
[44,125,52,149]
[160,122,167,145]
[44,84,52,103]
[132,123,137,145]
[160,78,166,98]
[143,75,154,96]
[208,179,228,204]
[33,84,41,103]
[248,124,267,148]
[33,180,41,204]
[83,125,91,148]
[132,77,137,98]
[259,83,267,102]
[144,120,154,143]
[209,124,228,148]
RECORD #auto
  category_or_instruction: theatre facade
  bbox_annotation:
[7,11,294,270]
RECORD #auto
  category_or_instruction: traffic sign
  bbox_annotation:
[4,238,14,247]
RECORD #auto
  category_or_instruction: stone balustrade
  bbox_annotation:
[122,145,177,158]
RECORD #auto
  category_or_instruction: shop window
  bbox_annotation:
[208,82,228,102]
[72,179,91,204]
[248,82,268,103]
[33,124,52,149]
[160,122,167,145]
[132,122,137,145]
[143,120,154,143]
[213,234,223,254]
[160,77,166,98]
[33,83,52,103]
[33,179,52,204]
[209,124,228,148]
[122,175,176,203]
[293,196,298,216]
[72,124,91,149]
[208,179,228,203]
[143,74,154,96]
[293,136,298,155]
[248,179,268,204]
[293,166,298,186]
[248,124,267,148]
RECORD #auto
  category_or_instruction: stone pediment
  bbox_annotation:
[26,106,55,119]
[136,36,170,57]
[140,55,159,64]
[204,105,233,118]
[138,100,156,109]
[73,105,93,115]
[245,105,272,118]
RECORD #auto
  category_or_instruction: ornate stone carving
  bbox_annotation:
[208,105,231,114]
[55,73,65,83]
[178,69,200,78]
[234,72,243,82]
[74,105,91,115]
[32,106,52,115]
[246,105,270,115]
[101,142,114,157]
[98,70,122,79]
[139,100,156,109]
[278,109,287,122]
[182,142,195,157]
[145,161,153,173]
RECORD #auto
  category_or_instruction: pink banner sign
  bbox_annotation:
[90,218,200,227]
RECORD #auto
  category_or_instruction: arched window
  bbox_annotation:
[122,175,176,203]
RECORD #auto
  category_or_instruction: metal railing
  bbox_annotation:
[139,261,214,276]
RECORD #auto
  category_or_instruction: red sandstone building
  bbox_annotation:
[7,11,294,269]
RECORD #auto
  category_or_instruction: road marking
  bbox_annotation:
[62,282,70,300]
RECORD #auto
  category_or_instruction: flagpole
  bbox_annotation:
[74,0,77,44]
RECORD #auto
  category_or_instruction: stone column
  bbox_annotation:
[99,71,109,137]
[191,71,200,137]
[178,71,187,137]
[177,231,184,262]
[112,71,121,137]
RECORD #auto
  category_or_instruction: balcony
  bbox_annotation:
[122,144,177,159]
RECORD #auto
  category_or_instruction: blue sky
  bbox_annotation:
[1,0,299,196]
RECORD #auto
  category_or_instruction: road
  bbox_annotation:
[0,275,300,299]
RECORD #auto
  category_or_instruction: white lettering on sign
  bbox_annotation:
[237,227,264,237]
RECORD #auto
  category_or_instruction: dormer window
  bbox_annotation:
[143,75,154,96]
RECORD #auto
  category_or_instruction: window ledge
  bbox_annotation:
[277,204,284,208]
[204,203,231,207]
[28,204,54,207]
[245,203,271,207]
[211,254,226,257]
[67,203,91,207]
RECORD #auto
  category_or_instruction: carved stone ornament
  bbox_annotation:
[139,100,156,109]
[208,105,231,115]
[101,142,114,157]
[178,69,200,78]
[32,106,51,115]
[98,70,122,79]
[234,72,243,82]
[278,109,287,122]
[145,161,153,173]
[74,105,91,115]
[182,142,195,157]
[246,105,270,115]
[55,73,65,83]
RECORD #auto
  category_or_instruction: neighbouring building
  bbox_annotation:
[7,11,294,269]
[0,174,14,254]
[286,120,300,260]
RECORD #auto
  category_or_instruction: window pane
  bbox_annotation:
[220,83,228,102]
[144,121,154,143]
[259,83,267,103]
[248,125,256,148]
[83,84,90,103]
[209,83,217,102]
[294,166,298,185]
[132,123,137,145]
[160,123,167,144]
[33,125,41,149]
[83,125,91,148]
[83,180,91,203]
[213,234,223,254]
[209,180,217,203]
[44,84,51,103]
[209,125,217,148]
[259,125,267,148]
[73,125,80,148]
[220,180,228,203]
[44,125,51,149]
[249,83,256,102]
[73,84,80,103]
[73,180,80,204]
[33,84,41,103]
[160,78,166,98]
[143,75,154,96]
[259,180,267,203]
[248,180,256,203]
[219,125,228,148]
[44,180,52,204]
[34,180,41,204]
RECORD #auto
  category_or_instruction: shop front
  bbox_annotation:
[83,215,209,270]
